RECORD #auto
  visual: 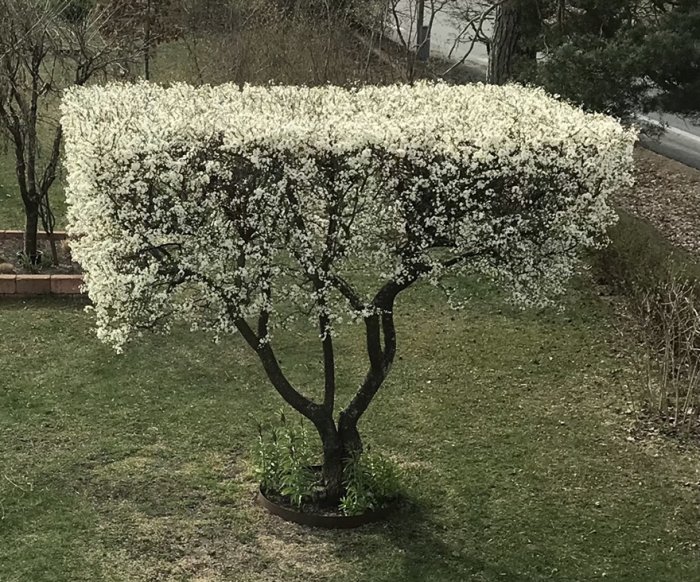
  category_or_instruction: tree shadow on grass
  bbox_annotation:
[323,501,533,582]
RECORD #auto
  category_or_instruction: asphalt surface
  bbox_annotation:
[638,114,700,170]
[392,2,700,169]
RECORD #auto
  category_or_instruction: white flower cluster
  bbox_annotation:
[61,81,636,350]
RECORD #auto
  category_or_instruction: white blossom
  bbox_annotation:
[60,81,636,350]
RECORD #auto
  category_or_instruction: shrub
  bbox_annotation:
[591,210,700,437]
[635,278,700,437]
[590,210,680,295]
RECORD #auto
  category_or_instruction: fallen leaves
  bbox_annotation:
[615,148,700,255]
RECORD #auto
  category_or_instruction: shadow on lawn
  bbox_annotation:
[326,502,533,582]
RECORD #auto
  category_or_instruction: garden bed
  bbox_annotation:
[614,148,700,256]
[0,230,79,275]
[256,486,397,529]
[0,230,84,296]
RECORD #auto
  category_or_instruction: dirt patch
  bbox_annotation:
[81,450,353,582]
[615,148,700,255]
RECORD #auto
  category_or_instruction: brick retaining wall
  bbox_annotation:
[0,229,69,241]
[0,274,84,297]
[0,231,84,297]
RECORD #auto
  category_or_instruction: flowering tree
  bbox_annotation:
[61,82,636,502]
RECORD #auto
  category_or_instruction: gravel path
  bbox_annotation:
[614,148,700,255]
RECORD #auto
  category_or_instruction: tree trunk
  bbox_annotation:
[238,281,402,507]
[23,199,40,262]
[320,426,344,503]
[558,0,566,34]
[144,0,151,80]
[487,0,520,85]
[318,416,364,504]
[338,411,363,458]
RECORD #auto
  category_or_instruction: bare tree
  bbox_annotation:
[383,0,508,82]
[440,0,495,76]
[386,0,455,81]
[0,0,144,264]
[168,0,398,87]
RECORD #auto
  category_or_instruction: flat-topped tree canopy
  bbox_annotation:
[61,81,636,503]
[61,81,635,351]
[63,81,632,161]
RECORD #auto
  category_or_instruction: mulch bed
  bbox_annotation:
[615,147,700,256]
[0,236,79,275]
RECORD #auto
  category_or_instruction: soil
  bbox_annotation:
[615,147,700,256]
[0,236,79,275]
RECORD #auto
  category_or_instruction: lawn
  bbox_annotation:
[0,149,27,231]
[1,276,699,582]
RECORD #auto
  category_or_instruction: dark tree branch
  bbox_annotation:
[234,317,324,424]
[340,276,412,427]
[320,314,336,413]
[329,274,365,311]
[339,248,480,428]
[39,125,62,195]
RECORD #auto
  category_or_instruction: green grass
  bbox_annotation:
[1,278,699,582]
[0,148,25,230]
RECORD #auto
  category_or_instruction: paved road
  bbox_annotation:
[392,2,700,169]
[639,113,700,170]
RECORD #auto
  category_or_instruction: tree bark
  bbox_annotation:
[487,0,520,85]
[23,199,40,261]
[558,0,566,34]
[144,0,151,80]
[320,425,344,502]
[39,126,63,266]
[338,412,363,457]
[318,413,363,504]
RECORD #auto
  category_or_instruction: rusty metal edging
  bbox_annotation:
[255,488,396,529]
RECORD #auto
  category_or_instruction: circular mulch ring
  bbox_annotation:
[256,487,397,529]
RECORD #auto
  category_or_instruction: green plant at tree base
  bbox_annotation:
[340,450,403,516]
[15,251,46,274]
[253,412,318,508]
[253,412,403,514]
